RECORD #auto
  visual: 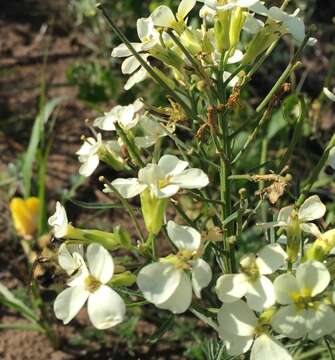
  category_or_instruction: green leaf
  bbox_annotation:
[22,96,65,198]
[69,198,126,210]
[147,314,174,344]
[0,323,45,333]
[0,283,38,322]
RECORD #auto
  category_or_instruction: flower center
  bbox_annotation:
[85,275,101,293]
[158,176,172,189]
[291,288,315,310]
[240,255,260,281]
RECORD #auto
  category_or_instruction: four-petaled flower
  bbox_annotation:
[76,133,123,177]
[136,221,212,313]
[93,99,143,131]
[216,244,287,311]
[272,195,326,237]
[54,243,126,329]
[112,17,159,90]
[218,299,292,359]
[271,260,335,340]
[105,154,209,199]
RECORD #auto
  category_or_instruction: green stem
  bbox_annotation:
[296,134,335,206]
[101,177,145,243]
[256,31,312,114]
[116,124,144,167]
[278,96,306,172]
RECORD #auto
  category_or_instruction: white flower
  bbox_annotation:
[105,154,209,199]
[54,244,126,329]
[272,195,326,237]
[218,300,292,359]
[58,243,83,276]
[199,0,260,12]
[151,0,196,29]
[328,147,335,170]
[112,17,159,90]
[268,7,305,43]
[271,260,335,340]
[134,116,174,148]
[324,87,335,102]
[216,244,287,311]
[48,202,69,238]
[136,221,212,313]
[93,99,143,131]
[76,134,123,177]
[76,133,103,177]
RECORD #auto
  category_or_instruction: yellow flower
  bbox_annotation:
[10,197,39,238]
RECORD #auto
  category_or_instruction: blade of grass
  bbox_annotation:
[22,96,65,198]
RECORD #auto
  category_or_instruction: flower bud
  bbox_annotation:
[99,147,124,171]
[229,7,246,48]
[180,28,203,55]
[214,11,231,52]
[286,210,301,263]
[109,271,136,287]
[140,189,168,235]
[66,226,122,250]
[305,229,335,261]
[242,22,282,65]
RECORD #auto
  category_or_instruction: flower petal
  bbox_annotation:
[124,67,148,90]
[48,201,68,238]
[87,285,126,329]
[298,195,326,222]
[172,168,209,189]
[137,262,182,304]
[305,304,335,340]
[324,88,335,102]
[216,274,249,303]
[111,42,143,57]
[296,260,330,297]
[158,155,189,177]
[271,305,307,339]
[167,221,201,252]
[277,205,294,224]
[177,0,196,21]
[328,146,335,169]
[153,184,180,199]
[191,259,212,298]
[156,270,192,314]
[246,276,275,311]
[121,56,141,74]
[58,243,84,275]
[151,5,176,28]
[54,286,89,325]
[251,334,292,360]
[109,178,147,198]
[300,222,322,237]
[217,300,257,337]
[87,244,114,284]
[273,273,298,305]
[256,244,287,275]
[219,330,253,356]
[79,154,99,177]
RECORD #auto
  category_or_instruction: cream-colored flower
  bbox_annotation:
[54,244,126,329]
[272,260,335,340]
[216,244,287,311]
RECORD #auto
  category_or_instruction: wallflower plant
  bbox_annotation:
[45,0,335,359]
